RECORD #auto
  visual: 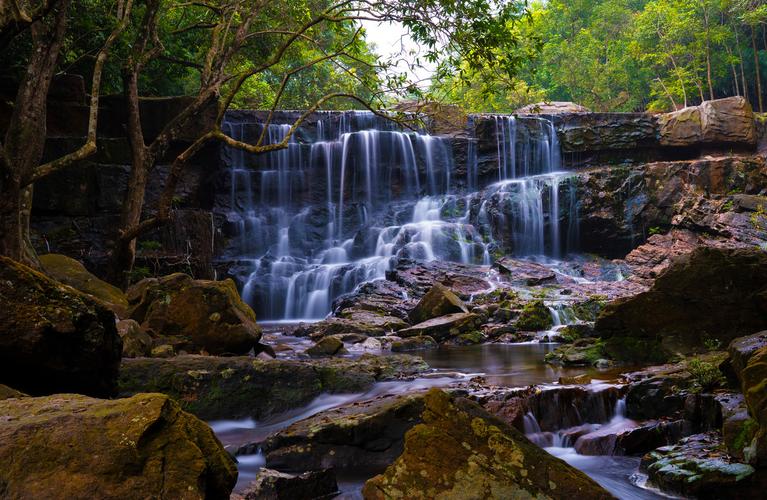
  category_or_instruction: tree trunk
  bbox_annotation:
[735,28,749,103]
[112,159,149,286]
[753,25,764,112]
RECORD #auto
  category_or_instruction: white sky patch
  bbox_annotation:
[361,20,436,89]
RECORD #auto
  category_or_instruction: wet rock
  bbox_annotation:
[408,282,468,324]
[263,393,425,471]
[117,319,152,358]
[718,392,759,461]
[127,273,262,355]
[391,336,437,352]
[397,312,481,342]
[575,419,690,456]
[641,432,757,498]
[0,384,27,400]
[362,389,612,499]
[150,344,175,358]
[306,337,347,357]
[514,300,554,331]
[39,253,128,316]
[0,256,121,397]
[295,311,408,339]
[527,384,622,431]
[495,257,557,285]
[118,354,429,420]
[727,331,767,377]
[596,247,767,363]
[0,393,237,499]
[735,341,767,464]
[658,97,756,147]
[239,468,338,500]
[544,339,603,367]
[622,229,703,285]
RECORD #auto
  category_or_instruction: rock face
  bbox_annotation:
[0,256,121,397]
[118,354,429,420]
[596,247,767,362]
[408,282,468,324]
[659,97,756,147]
[362,389,612,500]
[0,392,237,499]
[39,253,128,316]
[263,393,425,471]
[127,273,261,355]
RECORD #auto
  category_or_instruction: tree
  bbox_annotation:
[0,0,132,265]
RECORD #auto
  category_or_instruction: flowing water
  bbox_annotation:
[222,111,579,321]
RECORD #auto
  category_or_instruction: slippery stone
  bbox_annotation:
[127,273,262,355]
[263,393,425,471]
[0,392,237,499]
[0,256,121,397]
[306,336,347,357]
[118,354,429,420]
[397,312,481,342]
[362,389,613,500]
[239,468,338,500]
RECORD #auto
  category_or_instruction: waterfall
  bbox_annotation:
[221,111,579,320]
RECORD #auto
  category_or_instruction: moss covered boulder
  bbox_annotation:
[119,354,429,420]
[127,273,261,355]
[0,256,121,397]
[596,247,767,363]
[735,341,767,465]
[362,389,612,500]
[0,392,237,499]
[408,282,468,324]
[514,299,554,331]
[39,253,128,316]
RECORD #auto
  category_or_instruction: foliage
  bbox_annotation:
[687,357,725,391]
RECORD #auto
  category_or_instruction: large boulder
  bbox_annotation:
[727,333,767,465]
[516,102,591,114]
[409,282,468,324]
[0,256,121,397]
[397,312,481,342]
[659,97,756,147]
[239,468,338,500]
[596,247,767,362]
[39,253,128,316]
[0,392,237,499]
[263,393,425,471]
[118,354,429,420]
[127,273,261,355]
[362,389,612,499]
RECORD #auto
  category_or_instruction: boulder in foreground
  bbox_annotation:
[363,389,612,500]
[238,468,338,500]
[0,256,121,397]
[0,392,237,499]
[127,273,261,355]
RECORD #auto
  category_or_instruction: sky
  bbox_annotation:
[361,20,436,87]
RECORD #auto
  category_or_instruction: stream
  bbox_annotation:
[211,341,669,499]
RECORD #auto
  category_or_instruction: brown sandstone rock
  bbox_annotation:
[0,393,237,499]
[408,282,468,324]
[659,97,756,147]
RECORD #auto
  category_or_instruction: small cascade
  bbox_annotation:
[221,111,580,320]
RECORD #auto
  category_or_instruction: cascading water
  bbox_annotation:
[222,111,579,320]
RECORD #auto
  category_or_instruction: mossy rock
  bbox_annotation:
[39,254,128,316]
[363,389,612,499]
[127,273,261,355]
[514,300,554,331]
[0,392,237,498]
[408,282,468,324]
[0,256,122,397]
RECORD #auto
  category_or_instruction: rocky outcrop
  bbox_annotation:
[127,273,261,355]
[362,389,612,499]
[408,282,468,324]
[659,97,757,147]
[263,393,425,471]
[0,256,121,397]
[640,432,756,499]
[118,354,429,420]
[596,247,767,362]
[238,468,338,500]
[516,102,591,114]
[117,319,152,358]
[39,253,128,316]
[0,392,237,499]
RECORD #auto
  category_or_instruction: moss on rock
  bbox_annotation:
[514,300,554,331]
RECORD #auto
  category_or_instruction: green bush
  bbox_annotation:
[687,358,725,392]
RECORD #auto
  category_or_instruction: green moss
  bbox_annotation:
[733,418,759,452]
[603,336,669,364]
[687,358,725,392]
[514,300,553,331]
